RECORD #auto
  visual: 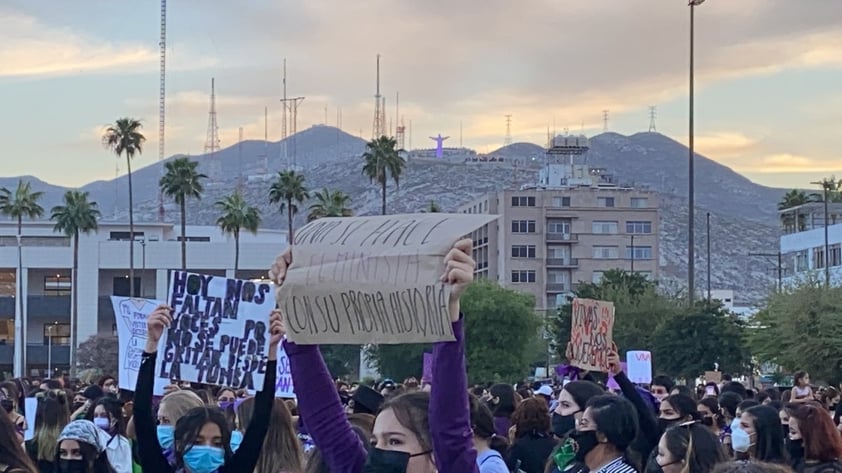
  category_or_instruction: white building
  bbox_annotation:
[0,221,287,378]
[779,202,842,287]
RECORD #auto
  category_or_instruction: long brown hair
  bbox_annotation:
[791,402,842,462]
[34,392,70,461]
[0,411,37,473]
[237,397,304,473]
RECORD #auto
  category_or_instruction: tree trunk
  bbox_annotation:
[180,199,187,270]
[381,178,387,215]
[287,198,295,243]
[69,233,79,377]
[127,155,135,298]
[15,217,24,377]
[233,230,240,278]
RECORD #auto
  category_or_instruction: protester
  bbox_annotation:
[346,385,384,416]
[656,422,727,473]
[712,461,793,473]
[151,390,204,452]
[698,397,727,442]
[570,395,639,473]
[469,395,509,473]
[536,385,555,409]
[670,386,696,400]
[552,381,604,440]
[506,397,558,473]
[56,419,116,473]
[0,409,38,473]
[1,382,27,441]
[236,397,304,473]
[86,397,132,473]
[215,388,237,408]
[132,305,281,473]
[489,383,519,437]
[271,239,480,473]
[791,373,814,404]
[736,405,788,464]
[788,402,842,473]
[651,377,674,403]
[98,377,119,397]
[25,391,69,473]
[659,394,700,431]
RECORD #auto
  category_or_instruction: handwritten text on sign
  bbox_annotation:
[157,271,274,390]
[278,213,498,345]
[569,298,615,372]
[111,297,170,394]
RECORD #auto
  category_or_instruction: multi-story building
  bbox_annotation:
[458,136,660,312]
[0,221,287,377]
[779,202,842,286]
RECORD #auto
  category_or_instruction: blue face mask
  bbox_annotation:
[157,425,175,450]
[229,430,243,452]
[732,426,753,453]
[183,445,225,473]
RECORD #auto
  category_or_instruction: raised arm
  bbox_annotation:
[135,305,177,473]
[430,239,479,473]
[608,349,658,453]
[222,310,282,473]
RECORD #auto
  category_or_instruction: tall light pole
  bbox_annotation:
[811,180,832,287]
[688,0,705,303]
[47,323,54,377]
[706,212,711,303]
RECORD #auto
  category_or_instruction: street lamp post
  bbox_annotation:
[688,0,705,303]
[706,212,711,303]
[47,323,53,377]
[810,181,831,287]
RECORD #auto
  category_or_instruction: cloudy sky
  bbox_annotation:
[2,0,842,189]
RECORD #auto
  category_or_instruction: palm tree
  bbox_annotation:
[777,189,811,232]
[159,157,207,270]
[808,177,842,204]
[268,170,309,243]
[0,180,44,377]
[307,188,353,221]
[102,118,146,297]
[51,191,100,376]
[362,136,406,215]
[215,192,261,275]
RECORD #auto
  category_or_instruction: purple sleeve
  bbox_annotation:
[284,340,366,473]
[430,317,479,473]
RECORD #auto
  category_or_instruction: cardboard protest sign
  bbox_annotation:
[24,398,36,441]
[157,271,275,390]
[111,297,170,394]
[626,351,652,384]
[569,298,615,372]
[277,213,498,345]
[275,344,295,398]
[704,371,722,383]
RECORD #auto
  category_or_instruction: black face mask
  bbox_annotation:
[363,448,429,473]
[701,416,714,427]
[570,430,600,462]
[658,417,682,433]
[72,401,86,411]
[787,438,804,461]
[782,424,790,439]
[59,459,86,473]
[0,399,13,413]
[552,412,577,438]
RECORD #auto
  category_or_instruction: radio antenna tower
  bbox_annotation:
[157,0,167,221]
[237,126,243,190]
[395,92,406,149]
[204,78,220,154]
[602,110,609,132]
[504,115,512,145]
[648,106,657,132]
[372,54,387,139]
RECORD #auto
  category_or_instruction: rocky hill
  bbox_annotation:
[2,126,787,302]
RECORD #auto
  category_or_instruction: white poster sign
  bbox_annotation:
[111,297,170,395]
[626,350,653,384]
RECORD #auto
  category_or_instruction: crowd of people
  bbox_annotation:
[0,241,840,473]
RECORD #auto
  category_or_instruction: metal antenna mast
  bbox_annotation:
[157,0,167,221]
[649,106,657,132]
[602,110,609,132]
[395,92,406,149]
[372,54,386,139]
[204,78,220,154]
[504,115,512,145]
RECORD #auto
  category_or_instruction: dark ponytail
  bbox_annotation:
[470,394,509,455]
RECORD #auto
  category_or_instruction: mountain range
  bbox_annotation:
[0,126,787,303]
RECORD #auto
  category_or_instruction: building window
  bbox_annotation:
[626,246,653,260]
[630,198,648,208]
[511,196,536,207]
[592,221,618,234]
[43,276,71,296]
[552,196,571,207]
[547,221,570,234]
[626,221,653,234]
[830,244,842,267]
[113,277,142,297]
[592,246,619,259]
[109,231,145,241]
[177,236,211,242]
[512,245,536,258]
[43,323,71,345]
[597,197,615,208]
[795,251,809,272]
[511,270,536,283]
[0,271,15,297]
[592,271,604,284]
[813,247,826,269]
[547,271,569,284]
[511,220,536,233]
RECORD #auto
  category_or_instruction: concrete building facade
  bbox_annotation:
[0,221,287,378]
[459,173,659,312]
[779,202,842,286]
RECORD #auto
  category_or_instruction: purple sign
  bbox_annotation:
[422,353,434,383]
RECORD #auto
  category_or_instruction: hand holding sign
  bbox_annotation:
[441,238,476,322]
[606,343,621,376]
[269,249,292,286]
[268,310,285,356]
[145,304,173,353]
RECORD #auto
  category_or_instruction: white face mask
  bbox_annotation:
[732,426,753,453]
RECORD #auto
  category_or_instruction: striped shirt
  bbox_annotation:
[594,457,638,473]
